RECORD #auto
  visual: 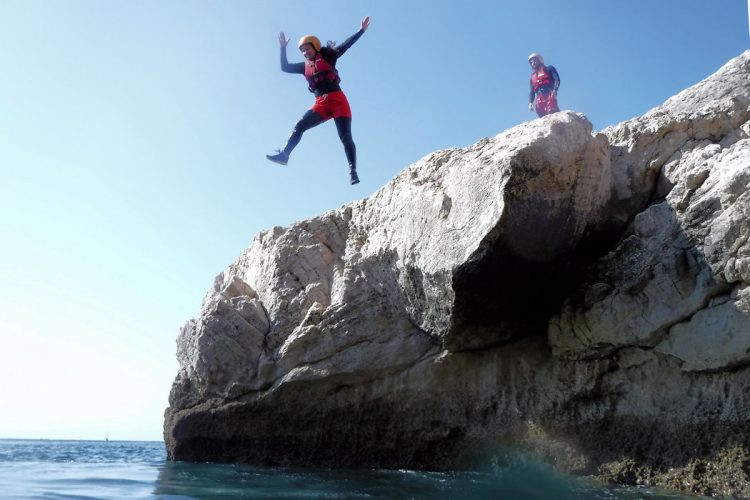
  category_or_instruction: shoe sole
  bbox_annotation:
[266,156,288,166]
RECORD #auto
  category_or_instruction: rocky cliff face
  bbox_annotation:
[164,51,750,497]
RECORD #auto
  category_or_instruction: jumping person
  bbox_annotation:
[528,53,560,118]
[266,17,370,185]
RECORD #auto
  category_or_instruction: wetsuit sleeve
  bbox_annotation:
[529,80,535,103]
[333,29,365,58]
[549,66,560,91]
[280,45,305,74]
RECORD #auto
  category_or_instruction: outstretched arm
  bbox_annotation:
[278,31,304,74]
[333,16,370,58]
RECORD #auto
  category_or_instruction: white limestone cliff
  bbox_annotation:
[165,51,750,497]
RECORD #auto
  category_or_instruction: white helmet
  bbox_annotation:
[528,52,544,64]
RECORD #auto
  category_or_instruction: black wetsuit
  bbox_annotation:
[278,29,365,173]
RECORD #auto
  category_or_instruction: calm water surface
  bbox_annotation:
[0,439,702,499]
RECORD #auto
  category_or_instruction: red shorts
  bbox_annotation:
[535,91,560,118]
[310,90,352,119]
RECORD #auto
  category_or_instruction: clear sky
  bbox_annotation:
[0,0,747,442]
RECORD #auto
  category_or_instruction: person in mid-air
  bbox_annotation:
[266,17,370,185]
[528,52,560,118]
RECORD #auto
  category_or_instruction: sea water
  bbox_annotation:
[0,439,700,499]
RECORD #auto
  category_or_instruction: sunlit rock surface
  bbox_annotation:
[165,51,750,497]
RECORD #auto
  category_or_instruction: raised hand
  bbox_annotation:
[278,32,290,47]
[361,16,370,32]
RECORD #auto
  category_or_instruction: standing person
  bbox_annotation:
[528,53,560,118]
[266,17,371,185]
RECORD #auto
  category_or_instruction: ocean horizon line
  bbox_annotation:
[0,437,164,443]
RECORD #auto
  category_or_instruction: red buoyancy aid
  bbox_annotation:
[531,67,554,93]
[304,55,341,94]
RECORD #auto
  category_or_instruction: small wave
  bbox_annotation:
[0,440,703,499]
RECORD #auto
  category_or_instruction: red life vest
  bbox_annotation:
[304,54,341,94]
[531,67,554,93]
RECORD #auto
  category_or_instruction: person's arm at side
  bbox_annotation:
[549,65,560,93]
[529,81,535,111]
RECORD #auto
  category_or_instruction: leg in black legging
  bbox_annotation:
[282,110,325,156]
[334,117,358,183]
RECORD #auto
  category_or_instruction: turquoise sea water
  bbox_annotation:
[0,439,699,499]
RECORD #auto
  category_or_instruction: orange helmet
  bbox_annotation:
[298,35,321,52]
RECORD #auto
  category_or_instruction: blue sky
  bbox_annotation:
[0,0,747,441]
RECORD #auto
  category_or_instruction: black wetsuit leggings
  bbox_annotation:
[282,110,356,171]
